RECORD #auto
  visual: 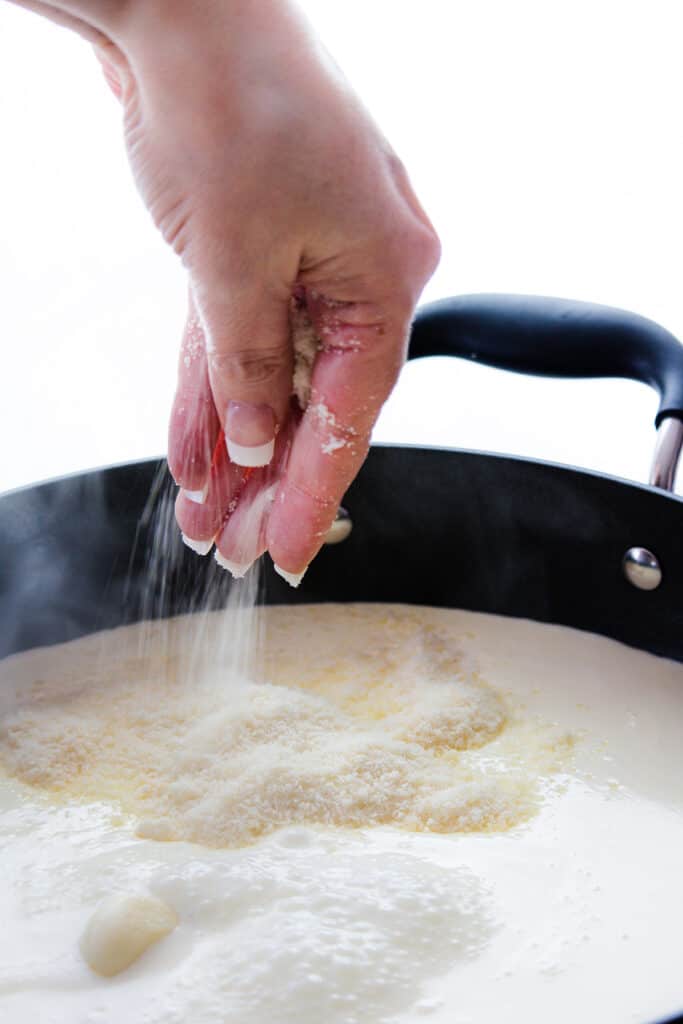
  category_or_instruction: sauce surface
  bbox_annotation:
[1,604,682,1024]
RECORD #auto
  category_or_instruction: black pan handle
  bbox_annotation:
[409,294,683,427]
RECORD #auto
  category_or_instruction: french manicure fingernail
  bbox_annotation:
[183,484,208,505]
[182,534,214,556]
[274,563,307,588]
[226,401,275,467]
[214,550,254,578]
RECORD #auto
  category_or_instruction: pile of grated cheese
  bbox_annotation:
[0,604,572,848]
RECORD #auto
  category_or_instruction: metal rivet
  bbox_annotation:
[622,547,662,591]
[324,507,352,545]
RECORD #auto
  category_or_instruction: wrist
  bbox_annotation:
[44,0,130,35]
[112,0,322,109]
[116,0,296,51]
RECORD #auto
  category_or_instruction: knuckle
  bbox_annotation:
[360,338,406,393]
[399,219,441,283]
[417,222,442,278]
[371,232,440,309]
[210,346,287,386]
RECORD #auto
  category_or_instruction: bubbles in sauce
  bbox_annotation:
[0,605,682,1024]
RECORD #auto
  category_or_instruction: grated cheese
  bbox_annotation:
[0,605,572,849]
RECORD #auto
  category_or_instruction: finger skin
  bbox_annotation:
[95,52,124,99]
[216,419,295,567]
[214,468,274,568]
[175,439,245,542]
[267,313,408,573]
[194,267,296,440]
[168,302,220,491]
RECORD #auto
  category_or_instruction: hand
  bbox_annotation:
[14,0,441,581]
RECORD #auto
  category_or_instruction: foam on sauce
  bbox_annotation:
[0,604,682,1023]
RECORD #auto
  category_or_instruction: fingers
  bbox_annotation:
[167,300,221,494]
[191,261,296,472]
[175,440,245,553]
[170,163,438,579]
[266,300,409,576]
[213,470,272,575]
[171,270,297,571]
[214,420,295,575]
[92,36,136,102]
[264,202,440,577]
[95,52,123,99]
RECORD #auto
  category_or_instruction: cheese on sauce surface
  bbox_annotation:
[0,604,681,1024]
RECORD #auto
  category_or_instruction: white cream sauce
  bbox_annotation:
[0,605,682,1024]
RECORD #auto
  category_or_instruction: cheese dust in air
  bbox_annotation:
[126,463,264,689]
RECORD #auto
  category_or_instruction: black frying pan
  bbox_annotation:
[1,293,681,660]
[1,294,682,1023]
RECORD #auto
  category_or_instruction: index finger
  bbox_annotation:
[266,300,409,577]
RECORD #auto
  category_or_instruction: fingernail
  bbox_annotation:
[214,550,254,578]
[274,563,307,588]
[182,534,214,556]
[183,484,208,505]
[226,401,275,468]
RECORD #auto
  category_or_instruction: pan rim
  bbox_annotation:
[1,443,681,507]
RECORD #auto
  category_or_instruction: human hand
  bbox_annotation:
[15,0,440,582]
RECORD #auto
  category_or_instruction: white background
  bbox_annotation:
[1,0,682,494]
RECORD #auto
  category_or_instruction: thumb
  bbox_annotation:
[191,270,294,470]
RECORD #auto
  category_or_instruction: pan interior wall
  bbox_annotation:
[0,447,681,662]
